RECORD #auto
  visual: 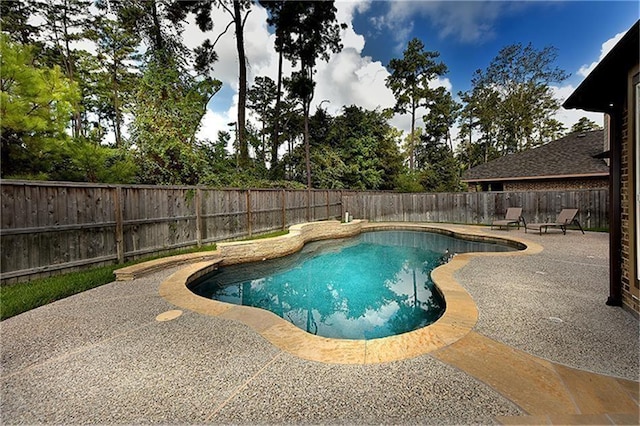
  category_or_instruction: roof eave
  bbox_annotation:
[563,20,639,112]
[462,172,609,184]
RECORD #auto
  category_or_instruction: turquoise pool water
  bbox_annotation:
[190,230,516,340]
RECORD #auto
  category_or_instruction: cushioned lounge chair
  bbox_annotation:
[525,208,584,235]
[491,207,523,230]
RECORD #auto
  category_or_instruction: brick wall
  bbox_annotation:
[620,91,639,316]
[467,177,608,192]
[504,178,608,192]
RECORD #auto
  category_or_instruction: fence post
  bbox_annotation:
[114,186,124,263]
[281,189,286,230]
[326,190,330,220]
[246,189,252,237]
[307,189,311,222]
[195,188,202,247]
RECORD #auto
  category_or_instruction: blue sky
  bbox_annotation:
[193,1,639,144]
[352,1,637,93]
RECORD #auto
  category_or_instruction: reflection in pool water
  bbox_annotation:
[189,230,516,340]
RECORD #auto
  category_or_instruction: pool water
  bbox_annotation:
[190,230,516,340]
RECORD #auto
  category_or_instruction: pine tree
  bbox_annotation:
[386,38,447,171]
[1,35,80,178]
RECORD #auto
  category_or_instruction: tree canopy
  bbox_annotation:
[456,43,571,170]
[0,1,587,193]
[386,38,447,172]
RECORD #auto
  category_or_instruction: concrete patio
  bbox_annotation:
[1,224,638,424]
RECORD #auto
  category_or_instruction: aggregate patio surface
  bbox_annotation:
[1,224,638,425]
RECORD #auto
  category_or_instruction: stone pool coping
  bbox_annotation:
[156,220,543,364]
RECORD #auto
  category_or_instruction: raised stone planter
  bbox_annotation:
[115,220,364,281]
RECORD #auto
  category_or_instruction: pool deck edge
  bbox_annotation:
[158,221,542,364]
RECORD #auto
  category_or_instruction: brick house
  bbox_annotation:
[563,20,639,316]
[461,130,609,192]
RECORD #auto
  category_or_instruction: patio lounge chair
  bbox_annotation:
[525,208,585,235]
[491,207,524,230]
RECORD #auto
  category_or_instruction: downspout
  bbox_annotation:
[606,108,623,306]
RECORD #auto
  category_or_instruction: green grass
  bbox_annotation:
[0,244,216,321]
[2,231,290,321]
[584,227,608,233]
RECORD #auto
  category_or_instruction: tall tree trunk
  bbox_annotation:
[304,100,311,189]
[233,0,248,168]
[112,51,122,147]
[270,48,283,179]
[409,101,416,171]
[150,0,163,52]
[467,114,472,169]
[61,0,81,138]
[261,120,266,165]
[303,64,313,189]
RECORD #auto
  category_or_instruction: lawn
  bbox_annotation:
[0,244,217,321]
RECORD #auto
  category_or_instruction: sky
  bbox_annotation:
[189,0,639,147]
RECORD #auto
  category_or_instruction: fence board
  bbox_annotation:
[345,190,608,230]
[0,180,609,283]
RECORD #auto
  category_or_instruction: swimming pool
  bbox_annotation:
[189,230,516,340]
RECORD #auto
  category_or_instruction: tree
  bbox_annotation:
[0,1,41,45]
[276,95,304,180]
[280,1,345,188]
[109,0,222,184]
[538,117,566,143]
[570,117,602,133]
[130,55,221,184]
[247,76,278,166]
[0,35,80,178]
[259,0,297,178]
[177,0,253,169]
[200,131,239,187]
[416,88,462,192]
[114,0,190,60]
[471,43,568,153]
[38,0,94,139]
[417,135,461,192]
[214,0,252,169]
[419,88,461,153]
[59,137,138,183]
[309,106,403,190]
[457,84,501,168]
[386,38,447,171]
[86,6,141,147]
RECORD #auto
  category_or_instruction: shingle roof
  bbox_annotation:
[461,130,609,182]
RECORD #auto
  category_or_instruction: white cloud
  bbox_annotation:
[314,47,395,115]
[577,31,626,77]
[182,4,275,91]
[195,1,391,141]
[190,4,280,143]
[375,0,526,48]
[551,84,604,131]
[193,1,459,147]
[197,108,236,143]
[555,30,625,132]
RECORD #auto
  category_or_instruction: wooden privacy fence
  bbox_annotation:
[0,181,350,283]
[1,180,608,283]
[343,190,608,229]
